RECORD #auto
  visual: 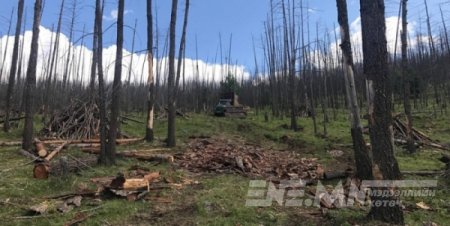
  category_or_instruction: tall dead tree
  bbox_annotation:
[167,0,178,147]
[0,9,14,83]
[360,0,404,223]
[105,0,125,165]
[22,0,43,151]
[90,11,99,93]
[62,0,78,89]
[145,0,155,142]
[336,0,373,180]
[96,0,108,165]
[44,0,65,118]
[401,0,415,153]
[4,0,24,132]
[175,0,190,93]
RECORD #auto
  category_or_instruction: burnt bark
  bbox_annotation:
[145,0,155,142]
[4,0,24,132]
[22,0,43,151]
[167,0,178,147]
[336,0,373,180]
[360,0,404,223]
[96,0,108,165]
[105,0,125,165]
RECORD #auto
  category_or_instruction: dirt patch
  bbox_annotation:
[175,137,322,180]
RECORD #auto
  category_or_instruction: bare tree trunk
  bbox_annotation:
[175,0,190,92]
[22,0,43,151]
[145,0,155,142]
[44,0,65,120]
[4,0,24,132]
[360,0,404,223]
[336,0,373,180]
[0,9,14,83]
[401,0,416,153]
[104,0,125,165]
[96,0,108,165]
[62,0,77,89]
[167,0,178,147]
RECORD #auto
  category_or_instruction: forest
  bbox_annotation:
[0,0,449,225]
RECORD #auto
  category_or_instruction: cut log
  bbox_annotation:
[0,141,22,147]
[34,162,50,179]
[402,170,444,176]
[19,149,40,161]
[119,152,174,163]
[80,149,174,163]
[323,171,347,180]
[34,139,48,158]
[41,138,143,145]
[45,142,68,161]
[123,179,149,191]
[34,155,97,179]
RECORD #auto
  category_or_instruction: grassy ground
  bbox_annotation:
[0,109,449,225]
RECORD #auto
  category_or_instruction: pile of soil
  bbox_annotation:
[176,137,322,180]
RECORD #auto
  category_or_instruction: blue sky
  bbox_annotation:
[0,0,448,72]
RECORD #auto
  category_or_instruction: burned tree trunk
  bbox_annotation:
[401,0,416,153]
[0,9,14,83]
[105,0,125,165]
[175,0,190,91]
[360,0,403,223]
[22,0,43,151]
[62,0,77,89]
[96,0,108,165]
[4,0,24,132]
[336,0,373,180]
[145,0,155,142]
[167,0,178,147]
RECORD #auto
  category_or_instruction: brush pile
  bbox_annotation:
[392,114,449,151]
[176,138,323,180]
[41,99,102,140]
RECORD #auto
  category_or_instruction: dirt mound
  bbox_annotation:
[176,138,322,180]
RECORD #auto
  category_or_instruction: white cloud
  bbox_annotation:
[0,26,250,85]
[103,9,133,21]
[325,16,430,66]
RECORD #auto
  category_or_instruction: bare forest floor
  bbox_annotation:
[0,109,449,225]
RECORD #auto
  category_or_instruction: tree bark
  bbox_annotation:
[145,0,155,142]
[360,0,404,223]
[105,0,125,165]
[401,0,416,153]
[22,0,43,151]
[4,0,24,132]
[336,0,373,180]
[167,0,178,147]
[96,0,108,165]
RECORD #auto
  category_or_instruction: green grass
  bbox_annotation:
[0,109,449,225]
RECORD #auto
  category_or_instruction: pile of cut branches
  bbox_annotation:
[41,99,102,140]
[176,138,323,180]
[392,115,449,151]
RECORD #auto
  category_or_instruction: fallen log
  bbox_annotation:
[34,155,98,179]
[34,139,48,158]
[81,149,174,163]
[0,141,22,147]
[41,138,143,146]
[19,149,40,161]
[120,116,144,124]
[45,142,69,161]
[323,171,348,180]
[33,162,50,179]
[0,116,25,124]
[402,170,444,176]
[118,152,174,163]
